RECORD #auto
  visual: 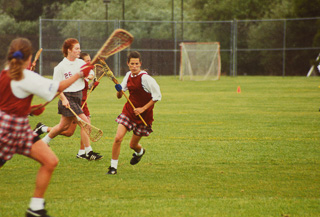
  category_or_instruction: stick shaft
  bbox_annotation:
[98,59,147,126]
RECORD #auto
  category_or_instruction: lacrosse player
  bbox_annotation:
[41,38,103,161]
[34,52,100,159]
[0,37,92,217]
[107,51,162,175]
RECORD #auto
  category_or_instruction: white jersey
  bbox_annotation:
[11,69,59,101]
[53,57,94,92]
[121,70,162,101]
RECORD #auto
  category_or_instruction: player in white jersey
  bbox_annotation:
[41,38,103,160]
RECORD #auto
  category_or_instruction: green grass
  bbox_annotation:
[1,76,319,217]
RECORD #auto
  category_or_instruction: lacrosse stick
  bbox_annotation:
[30,29,134,113]
[68,106,103,142]
[30,48,42,71]
[30,92,61,113]
[81,63,108,109]
[90,29,134,65]
[98,59,148,126]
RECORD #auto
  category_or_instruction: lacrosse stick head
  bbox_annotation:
[91,29,134,65]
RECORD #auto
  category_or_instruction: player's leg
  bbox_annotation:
[42,116,74,144]
[129,134,145,165]
[107,124,128,175]
[76,116,89,159]
[26,139,58,216]
[78,113,102,160]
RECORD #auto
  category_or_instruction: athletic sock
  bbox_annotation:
[29,197,45,211]
[136,147,144,156]
[111,159,118,169]
[42,135,52,144]
[42,126,48,133]
[78,149,85,155]
[85,146,93,154]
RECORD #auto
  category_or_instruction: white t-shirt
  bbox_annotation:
[53,57,94,92]
[11,69,59,101]
[121,71,162,101]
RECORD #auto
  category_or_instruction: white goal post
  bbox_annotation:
[307,52,320,77]
[179,42,221,81]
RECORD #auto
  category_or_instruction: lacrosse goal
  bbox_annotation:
[179,42,221,81]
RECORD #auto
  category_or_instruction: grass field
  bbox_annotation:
[0,76,319,217]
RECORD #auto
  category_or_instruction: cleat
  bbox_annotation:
[130,149,146,165]
[33,122,46,136]
[76,153,87,159]
[26,208,51,217]
[107,166,117,175]
[86,151,103,161]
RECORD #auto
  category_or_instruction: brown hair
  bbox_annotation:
[80,52,89,60]
[7,38,32,81]
[127,51,142,63]
[62,38,79,57]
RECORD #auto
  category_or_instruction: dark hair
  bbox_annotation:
[127,51,142,63]
[79,52,89,60]
[62,38,79,57]
[7,38,32,80]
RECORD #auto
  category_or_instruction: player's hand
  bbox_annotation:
[115,84,122,92]
[30,104,45,116]
[92,81,99,90]
[80,63,94,77]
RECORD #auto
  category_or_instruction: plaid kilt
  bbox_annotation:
[58,91,83,117]
[0,110,35,161]
[116,113,153,137]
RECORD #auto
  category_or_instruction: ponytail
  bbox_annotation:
[7,38,32,81]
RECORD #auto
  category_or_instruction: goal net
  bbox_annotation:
[306,52,320,77]
[179,42,221,81]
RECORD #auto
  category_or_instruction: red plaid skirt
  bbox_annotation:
[0,110,35,160]
[116,113,153,137]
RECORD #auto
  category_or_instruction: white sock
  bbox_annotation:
[111,159,118,169]
[29,197,45,211]
[42,126,48,133]
[42,135,52,144]
[85,146,93,154]
[136,147,144,156]
[78,149,85,155]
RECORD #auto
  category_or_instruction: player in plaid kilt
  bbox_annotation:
[0,38,91,217]
[107,51,162,175]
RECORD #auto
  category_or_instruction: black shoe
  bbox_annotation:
[0,159,6,169]
[86,151,103,161]
[76,153,87,159]
[130,149,146,165]
[107,166,117,175]
[26,208,51,217]
[33,122,46,136]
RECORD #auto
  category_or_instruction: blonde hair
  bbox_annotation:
[7,38,32,81]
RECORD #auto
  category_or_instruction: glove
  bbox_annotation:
[92,81,99,90]
[80,63,94,77]
[115,84,122,92]
[30,104,45,116]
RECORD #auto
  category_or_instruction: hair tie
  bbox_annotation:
[12,50,24,59]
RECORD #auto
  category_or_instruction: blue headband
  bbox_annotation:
[12,50,24,59]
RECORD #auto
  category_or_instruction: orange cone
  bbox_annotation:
[237,86,241,93]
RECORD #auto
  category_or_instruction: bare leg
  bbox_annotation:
[47,116,75,139]
[78,113,90,148]
[111,124,128,160]
[28,140,59,198]
[129,134,143,153]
